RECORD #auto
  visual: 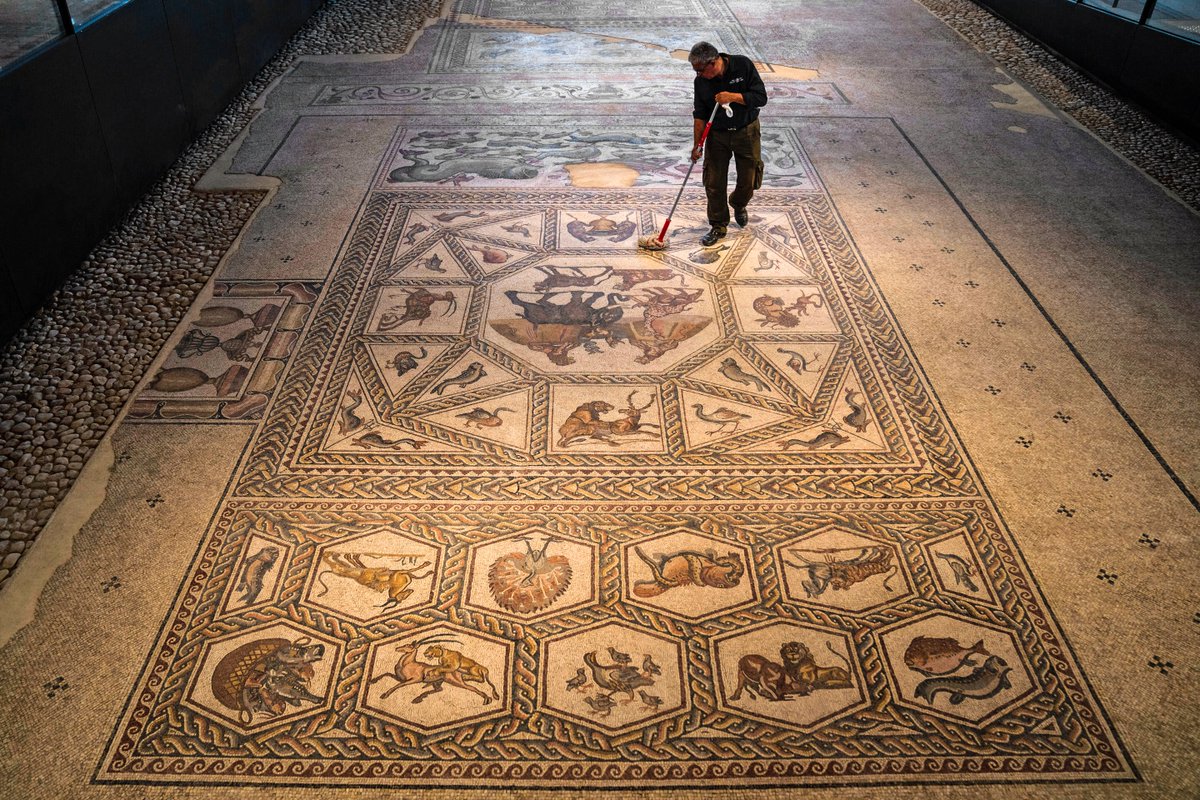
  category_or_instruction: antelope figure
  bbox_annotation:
[368,634,499,704]
[316,552,434,608]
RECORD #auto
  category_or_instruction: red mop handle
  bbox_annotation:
[656,104,721,243]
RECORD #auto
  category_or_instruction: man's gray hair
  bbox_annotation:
[688,41,719,68]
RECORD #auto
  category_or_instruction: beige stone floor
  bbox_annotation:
[0,0,1197,797]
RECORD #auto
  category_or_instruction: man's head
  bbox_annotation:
[689,42,722,79]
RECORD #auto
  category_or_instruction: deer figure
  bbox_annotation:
[556,391,661,447]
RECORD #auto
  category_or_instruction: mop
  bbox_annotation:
[637,102,724,252]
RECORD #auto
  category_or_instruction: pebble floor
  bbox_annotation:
[0,0,1197,590]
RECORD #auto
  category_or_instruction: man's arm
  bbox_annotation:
[739,59,768,108]
[691,117,706,162]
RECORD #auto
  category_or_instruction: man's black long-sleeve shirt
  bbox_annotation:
[693,54,768,131]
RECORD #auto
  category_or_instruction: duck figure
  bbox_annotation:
[583,651,654,703]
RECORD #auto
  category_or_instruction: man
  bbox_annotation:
[689,41,767,247]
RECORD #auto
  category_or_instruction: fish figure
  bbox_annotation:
[689,245,729,264]
[903,636,989,676]
[718,357,769,392]
[843,388,870,432]
[766,224,796,246]
[237,546,280,603]
[780,430,850,450]
[915,655,1012,705]
[433,211,487,223]
[337,388,366,435]
[351,432,426,450]
[402,222,430,244]
[432,362,486,395]
[935,551,980,592]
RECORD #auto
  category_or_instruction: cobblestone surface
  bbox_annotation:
[0,0,444,589]
[0,0,1196,590]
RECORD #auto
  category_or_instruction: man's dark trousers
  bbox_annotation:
[702,118,761,230]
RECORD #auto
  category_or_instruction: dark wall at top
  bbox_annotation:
[973,0,1200,141]
[0,0,326,343]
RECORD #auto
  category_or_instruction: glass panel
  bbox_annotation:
[66,0,130,28]
[1079,0,1149,21]
[1148,0,1200,41]
[0,0,67,70]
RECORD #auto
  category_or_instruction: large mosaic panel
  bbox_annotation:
[96,178,1132,786]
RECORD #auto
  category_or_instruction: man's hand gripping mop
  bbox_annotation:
[637,102,726,252]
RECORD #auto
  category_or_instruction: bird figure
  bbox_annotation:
[432,361,486,395]
[455,406,512,429]
[692,403,751,436]
[638,690,664,711]
[418,254,445,273]
[717,357,769,392]
[566,667,589,692]
[777,348,820,374]
[583,651,653,702]
[607,646,632,665]
[642,655,661,677]
[512,536,564,588]
[583,694,617,717]
[391,346,427,377]
[754,250,780,271]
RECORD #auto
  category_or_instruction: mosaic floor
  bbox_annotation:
[94,181,1132,784]
[2,0,1198,797]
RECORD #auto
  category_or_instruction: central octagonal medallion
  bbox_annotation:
[483,256,721,373]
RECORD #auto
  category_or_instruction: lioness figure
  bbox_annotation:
[730,641,853,701]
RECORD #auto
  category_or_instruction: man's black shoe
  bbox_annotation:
[700,227,726,247]
[733,206,749,228]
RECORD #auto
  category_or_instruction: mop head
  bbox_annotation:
[637,235,669,251]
